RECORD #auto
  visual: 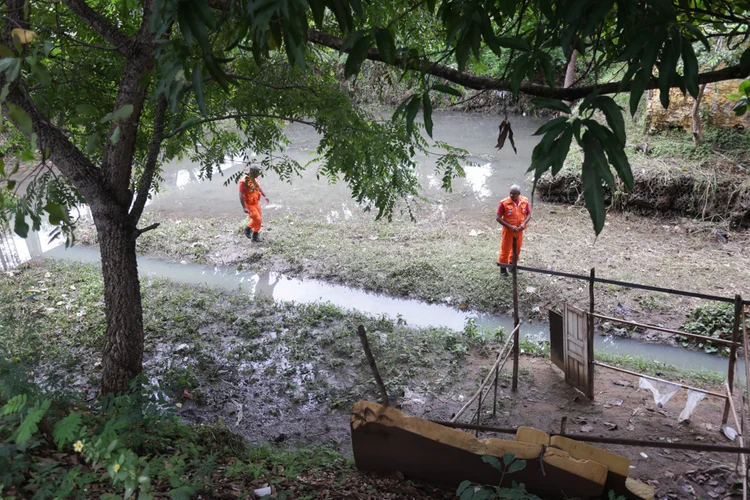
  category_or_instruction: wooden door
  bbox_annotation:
[563,303,592,397]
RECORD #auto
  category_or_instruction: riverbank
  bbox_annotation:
[0,259,743,498]
[75,200,750,348]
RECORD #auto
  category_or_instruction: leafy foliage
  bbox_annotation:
[456,453,539,500]
[681,302,748,355]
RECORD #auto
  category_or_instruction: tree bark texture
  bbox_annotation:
[96,207,144,395]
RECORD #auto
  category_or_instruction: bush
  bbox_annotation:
[681,303,748,355]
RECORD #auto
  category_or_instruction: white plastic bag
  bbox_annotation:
[678,390,706,422]
[639,377,680,408]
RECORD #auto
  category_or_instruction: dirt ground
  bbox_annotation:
[394,354,744,500]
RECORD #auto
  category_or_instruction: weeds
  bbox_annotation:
[681,302,748,355]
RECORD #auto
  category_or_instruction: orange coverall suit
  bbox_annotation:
[497,196,531,265]
[239,175,262,233]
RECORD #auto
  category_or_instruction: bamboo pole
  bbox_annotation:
[451,326,518,423]
[591,312,739,347]
[356,325,390,407]
[511,237,520,392]
[593,361,727,399]
[726,381,747,500]
[723,295,743,425]
[587,268,595,399]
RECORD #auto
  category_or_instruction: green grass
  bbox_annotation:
[594,353,726,387]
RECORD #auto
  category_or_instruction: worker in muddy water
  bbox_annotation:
[496,184,531,277]
[239,166,269,242]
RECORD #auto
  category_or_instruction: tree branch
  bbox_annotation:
[129,96,167,224]
[163,113,317,139]
[307,28,750,101]
[63,0,131,53]
[135,222,160,236]
[2,0,105,205]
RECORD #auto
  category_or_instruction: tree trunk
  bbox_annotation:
[692,83,706,146]
[95,207,144,394]
[562,51,578,109]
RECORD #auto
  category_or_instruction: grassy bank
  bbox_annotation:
[1,259,501,442]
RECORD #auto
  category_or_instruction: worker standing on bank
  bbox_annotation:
[239,166,269,242]
[496,184,531,277]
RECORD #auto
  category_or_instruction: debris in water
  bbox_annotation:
[581,424,593,433]
[640,452,648,459]
[603,421,618,431]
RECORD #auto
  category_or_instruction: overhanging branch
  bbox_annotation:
[163,113,317,139]
[307,29,749,101]
[63,0,131,54]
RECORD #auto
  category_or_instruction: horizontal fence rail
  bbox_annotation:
[498,263,749,305]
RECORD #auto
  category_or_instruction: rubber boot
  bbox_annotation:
[252,231,261,242]
[500,266,509,277]
[244,226,252,239]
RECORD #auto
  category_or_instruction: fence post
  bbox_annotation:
[511,236,520,392]
[587,268,595,399]
[723,295,743,425]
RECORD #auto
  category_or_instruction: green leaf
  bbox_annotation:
[75,104,99,117]
[431,84,462,97]
[581,131,608,235]
[503,453,515,466]
[2,394,27,415]
[510,53,530,96]
[682,22,710,51]
[472,490,494,500]
[482,455,504,471]
[405,95,420,135]
[533,116,568,137]
[0,157,4,177]
[551,128,574,175]
[507,459,527,473]
[495,37,530,51]
[682,41,699,98]
[344,35,371,79]
[8,103,33,136]
[53,412,82,450]
[374,28,396,64]
[192,63,207,117]
[531,98,571,114]
[15,400,50,445]
[44,202,70,225]
[100,104,134,123]
[86,133,102,154]
[740,81,750,95]
[607,144,634,190]
[456,480,473,496]
[14,210,29,238]
[0,44,12,57]
[109,126,121,145]
[732,101,747,117]
[594,96,625,147]
[423,93,433,137]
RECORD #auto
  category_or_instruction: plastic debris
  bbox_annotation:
[678,390,706,422]
[639,377,680,408]
[723,426,737,441]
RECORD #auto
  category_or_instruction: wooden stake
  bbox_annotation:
[725,381,747,500]
[356,325,390,407]
[723,295,743,425]
[587,268,595,399]
[511,236,520,392]
[452,327,517,423]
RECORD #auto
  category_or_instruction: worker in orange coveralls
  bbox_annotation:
[239,166,269,242]
[496,184,531,277]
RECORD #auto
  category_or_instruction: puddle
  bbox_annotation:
[41,244,737,375]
